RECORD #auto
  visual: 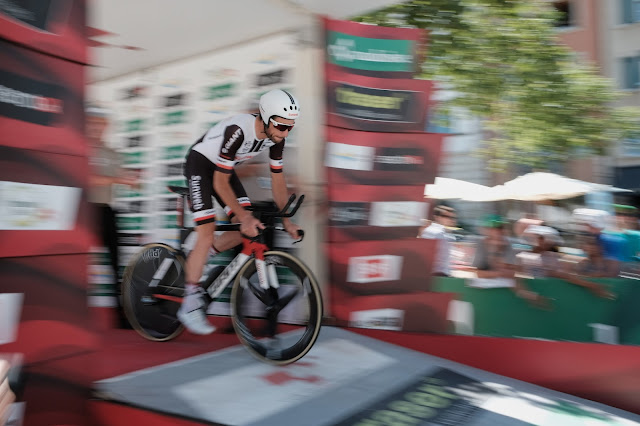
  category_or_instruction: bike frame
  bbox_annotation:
[149,235,280,305]
[149,188,301,304]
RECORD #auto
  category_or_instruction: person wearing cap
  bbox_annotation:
[87,103,138,328]
[417,205,457,277]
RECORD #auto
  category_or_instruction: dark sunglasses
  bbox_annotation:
[270,118,294,132]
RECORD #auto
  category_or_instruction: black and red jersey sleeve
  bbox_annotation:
[215,125,244,174]
[269,139,285,173]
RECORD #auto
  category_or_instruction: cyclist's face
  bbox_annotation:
[267,116,295,143]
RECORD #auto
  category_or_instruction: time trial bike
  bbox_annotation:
[121,185,323,365]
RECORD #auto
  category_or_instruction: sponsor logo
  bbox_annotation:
[205,83,235,100]
[162,110,189,125]
[0,181,81,230]
[347,255,403,283]
[142,248,162,263]
[122,86,146,100]
[0,70,64,125]
[330,82,420,124]
[369,202,427,227]
[165,93,187,108]
[325,142,375,171]
[256,69,288,87]
[222,128,242,154]
[165,162,183,176]
[329,202,369,227]
[349,308,404,331]
[123,118,145,133]
[327,31,415,72]
[375,147,425,171]
[190,175,204,210]
[126,135,144,148]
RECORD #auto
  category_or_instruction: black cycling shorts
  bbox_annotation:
[184,151,251,225]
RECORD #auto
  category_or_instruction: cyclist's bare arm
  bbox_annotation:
[271,171,300,239]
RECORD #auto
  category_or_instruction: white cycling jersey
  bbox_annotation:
[190,113,284,175]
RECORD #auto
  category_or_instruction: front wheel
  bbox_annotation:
[122,243,185,341]
[231,251,323,365]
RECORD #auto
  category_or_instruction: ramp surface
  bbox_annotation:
[94,327,640,426]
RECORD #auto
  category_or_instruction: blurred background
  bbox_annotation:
[2,0,640,424]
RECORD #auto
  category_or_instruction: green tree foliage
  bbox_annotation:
[355,0,640,171]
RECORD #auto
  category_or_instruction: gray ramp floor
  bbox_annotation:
[94,327,640,426]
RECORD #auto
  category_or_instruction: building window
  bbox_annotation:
[553,1,572,27]
[622,0,640,23]
[621,57,640,89]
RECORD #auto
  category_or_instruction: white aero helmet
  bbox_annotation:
[259,89,300,124]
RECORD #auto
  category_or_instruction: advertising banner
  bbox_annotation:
[325,127,443,186]
[328,238,436,296]
[324,17,426,78]
[326,65,433,132]
[327,184,428,242]
[0,254,95,425]
[0,0,87,64]
[0,39,86,157]
[0,146,92,258]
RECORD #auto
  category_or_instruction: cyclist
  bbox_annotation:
[178,89,302,334]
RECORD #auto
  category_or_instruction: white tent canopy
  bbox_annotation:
[425,172,632,202]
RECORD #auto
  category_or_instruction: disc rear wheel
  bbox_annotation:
[122,243,185,341]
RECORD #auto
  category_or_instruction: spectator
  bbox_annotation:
[613,204,640,263]
[470,215,517,279]
[87,104,138,329]
[0,360,14,426]
[417,205,457,277]
[521,226,615,299]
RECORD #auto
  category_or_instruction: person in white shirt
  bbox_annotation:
[418,205,457,277]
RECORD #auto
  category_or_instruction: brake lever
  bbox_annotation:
[293,229,305,244]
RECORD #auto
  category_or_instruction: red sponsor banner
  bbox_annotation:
[327,184,428,242]
[0,254,95,425]
[0,147,93,258]
[328,239,436,296]
[325,127,444,186]
[324,17,427,78]
[326,66,433,133]
[331,287,455,334]
[0,40,87,157]
[0,0,87,64]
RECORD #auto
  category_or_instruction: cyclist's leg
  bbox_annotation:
[212,171,251,251]
[179,151,217,334]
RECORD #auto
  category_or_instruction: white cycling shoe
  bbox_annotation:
[177,288,216,335]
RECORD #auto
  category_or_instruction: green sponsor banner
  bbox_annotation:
[162,145,188,160]
[117,216,148,231]
[327,31,414,72]
[162,110,189,126]
[205,83,236,100]
[123,119,145,133]
[123,151,146,165]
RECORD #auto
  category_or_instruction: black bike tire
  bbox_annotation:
[230,250,323,365]
[122,243,185,342]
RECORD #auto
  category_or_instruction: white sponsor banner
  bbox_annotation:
[0,182,81,230]
[325,142,375,171]
[174,338,394,425]
[347,255,403,283]
[369,201,428,227]
[0,293,23,344]
[349,308,404,331]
